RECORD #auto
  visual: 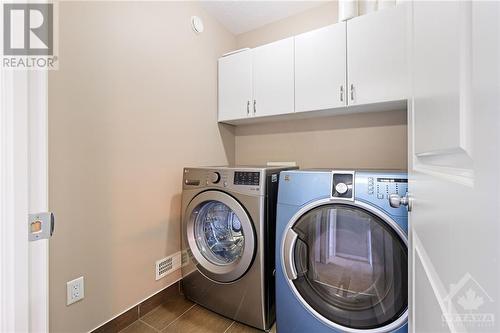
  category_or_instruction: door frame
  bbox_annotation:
[0,68,50,332]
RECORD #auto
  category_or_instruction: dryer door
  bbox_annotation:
[282,201,408,332]
[185,190,255,283]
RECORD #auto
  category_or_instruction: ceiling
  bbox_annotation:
[199,1,331,35]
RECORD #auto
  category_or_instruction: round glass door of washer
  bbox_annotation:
[186,190,255,283]
[194,201,245,265]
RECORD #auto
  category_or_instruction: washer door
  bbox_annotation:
[185,190,255,283]
[282,201,408,332]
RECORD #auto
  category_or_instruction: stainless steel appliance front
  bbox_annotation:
[181,166,294,331]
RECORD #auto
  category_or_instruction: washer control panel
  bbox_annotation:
[234,171,260,186]
[183,167,270,196]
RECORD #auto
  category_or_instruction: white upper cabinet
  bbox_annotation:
[217,5,410,124]
[295,23,347,112]
[218,50,253,122]
[252,37,295,117]
[347,4,408,105]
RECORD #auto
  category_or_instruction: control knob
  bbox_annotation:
[389,193,413,212]
[210,172,221,184]
[335,182,349,195]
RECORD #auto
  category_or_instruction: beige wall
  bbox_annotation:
[236,2,338,49]
[48,2,235,332]
[234,2,408,170]
[235,110,407,169]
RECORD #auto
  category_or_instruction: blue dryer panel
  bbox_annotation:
[276,169,408,333]
[278,170,332,206]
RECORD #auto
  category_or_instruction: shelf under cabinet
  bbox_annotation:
[218,99,407,126]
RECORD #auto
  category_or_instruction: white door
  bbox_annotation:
[347,4,408,106]
[253,37,295,118]
[0,69,50,332]
[218,50,253,122]
[409,1,499,332]
[295,23,347,112]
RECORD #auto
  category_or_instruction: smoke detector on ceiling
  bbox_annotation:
[191,16,204,34]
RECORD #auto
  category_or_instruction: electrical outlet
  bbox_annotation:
[66,276,84,305]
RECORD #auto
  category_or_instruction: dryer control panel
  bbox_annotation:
[331,171,354,200]
[374,177,408,198]
[355,171,408,217]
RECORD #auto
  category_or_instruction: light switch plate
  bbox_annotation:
[66,276,84,305]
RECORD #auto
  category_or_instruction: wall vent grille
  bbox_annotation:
[155,252,181,280]
[181,250,189,267]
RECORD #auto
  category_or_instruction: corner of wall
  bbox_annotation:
[235,2,339,49]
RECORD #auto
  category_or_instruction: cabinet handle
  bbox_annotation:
[253,100,256,115]
[340,86,344,102]
[350,84,355,102]
[247,100,250,115]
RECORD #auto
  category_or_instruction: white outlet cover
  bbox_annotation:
[66,276,85,305]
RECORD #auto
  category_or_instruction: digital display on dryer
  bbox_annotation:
[377,178,408,183]
[234,172,260,186]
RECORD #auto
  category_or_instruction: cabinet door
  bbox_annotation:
[253,37,294,117]
[218,50,252,122]
[295,23,347,112]
[347,4,408,105]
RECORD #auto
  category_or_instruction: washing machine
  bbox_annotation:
[276,170,408,333]
[181,166,294,331]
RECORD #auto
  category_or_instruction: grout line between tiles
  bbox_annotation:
[118,315,140,333]
[138,318,160,332]
[222,321,236,333]
[160,304,197,331]
[141,303,162,320]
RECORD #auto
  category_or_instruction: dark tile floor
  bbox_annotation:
[119,291,276,333]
